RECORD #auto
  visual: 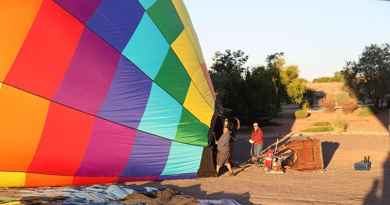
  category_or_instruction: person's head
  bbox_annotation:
[253,122,259,131]
[223,126,230,134]
[224,118,229,126]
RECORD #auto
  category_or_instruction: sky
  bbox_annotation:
[183,0,390,80]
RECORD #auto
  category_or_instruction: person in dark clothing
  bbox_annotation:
[216,126,234,176]
[225,117,240,166]
[387,97,390,109]
[226,117,240,139]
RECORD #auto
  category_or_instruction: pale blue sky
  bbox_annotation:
[183,0,390,80]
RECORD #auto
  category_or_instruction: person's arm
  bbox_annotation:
[235,117,241,130]
[249,132,254,144]
[214,131,218,144]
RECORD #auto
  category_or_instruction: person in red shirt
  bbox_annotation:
[249,122,264,159]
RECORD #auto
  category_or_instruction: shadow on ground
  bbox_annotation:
[141,182,253,205]
[364,152,390,205]
[375,110,390,133]
[321,141,340,169]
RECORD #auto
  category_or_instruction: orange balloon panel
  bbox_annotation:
[26,173,74,187]
[0,84,49,171]
[0,0,43,81]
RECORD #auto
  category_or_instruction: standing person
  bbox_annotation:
[249,122,264,160]
[216,126,234,176]
[230,117,241,139]
[228,117,240,167]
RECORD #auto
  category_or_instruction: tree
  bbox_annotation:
[266,52,286,110]
[282,65,307,104]
[211,49,248,74]
[287,78,307,105]
[209,50,249,118]
[342,43,390,108]
[245,66,280,121]
[285,65,299,83]
[209,49,309,124]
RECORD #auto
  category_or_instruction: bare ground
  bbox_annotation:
[138,107,390,205]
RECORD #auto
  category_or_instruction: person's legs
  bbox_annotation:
[225,163,234,175]
[254,144,263,157]
[229,142,235,167]
[216,151,224,176]
[253,144,259,157]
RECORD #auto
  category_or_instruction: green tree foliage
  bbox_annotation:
[287,78,307,104]
[266,55,308,105]
[342,43,390,108]
[265,52,286,112]
[282,65,307,104]
[211,49,248,73]
[245,65,280,121]
[209,50,249,120]
[210,50,308,124]
[285,65,299,82]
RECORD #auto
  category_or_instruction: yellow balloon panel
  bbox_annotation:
[171,0,215,101]
[0,172,26,187]
[172,30,214,109]
[184,83,213,126]
[0,84,49,171]
[171,0,206,66]
[0,0,43,81]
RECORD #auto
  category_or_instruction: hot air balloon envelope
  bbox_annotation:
[0,0,215,187]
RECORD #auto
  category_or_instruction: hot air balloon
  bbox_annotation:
[0,0,216,187]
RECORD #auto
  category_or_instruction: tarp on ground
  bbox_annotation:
[3,185,240,205]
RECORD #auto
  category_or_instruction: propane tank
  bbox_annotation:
[264,149,274,171]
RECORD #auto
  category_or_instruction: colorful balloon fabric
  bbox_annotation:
[0,0,215,187]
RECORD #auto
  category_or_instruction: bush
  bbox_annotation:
[319,96,336,112]
[302,120,347,133]
[319,92,358,113]
[356,107,375,117]
[302,126,334,132]
[295,109,309,119]
[313,122,332,127]
[335,91,359,113]
[336,92,350,104]
[342,85,357,99]
[341,99,359,114]
[302,100,310,111]
[333,119,348,132]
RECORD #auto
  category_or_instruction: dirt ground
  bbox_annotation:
[139,106,390,205]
